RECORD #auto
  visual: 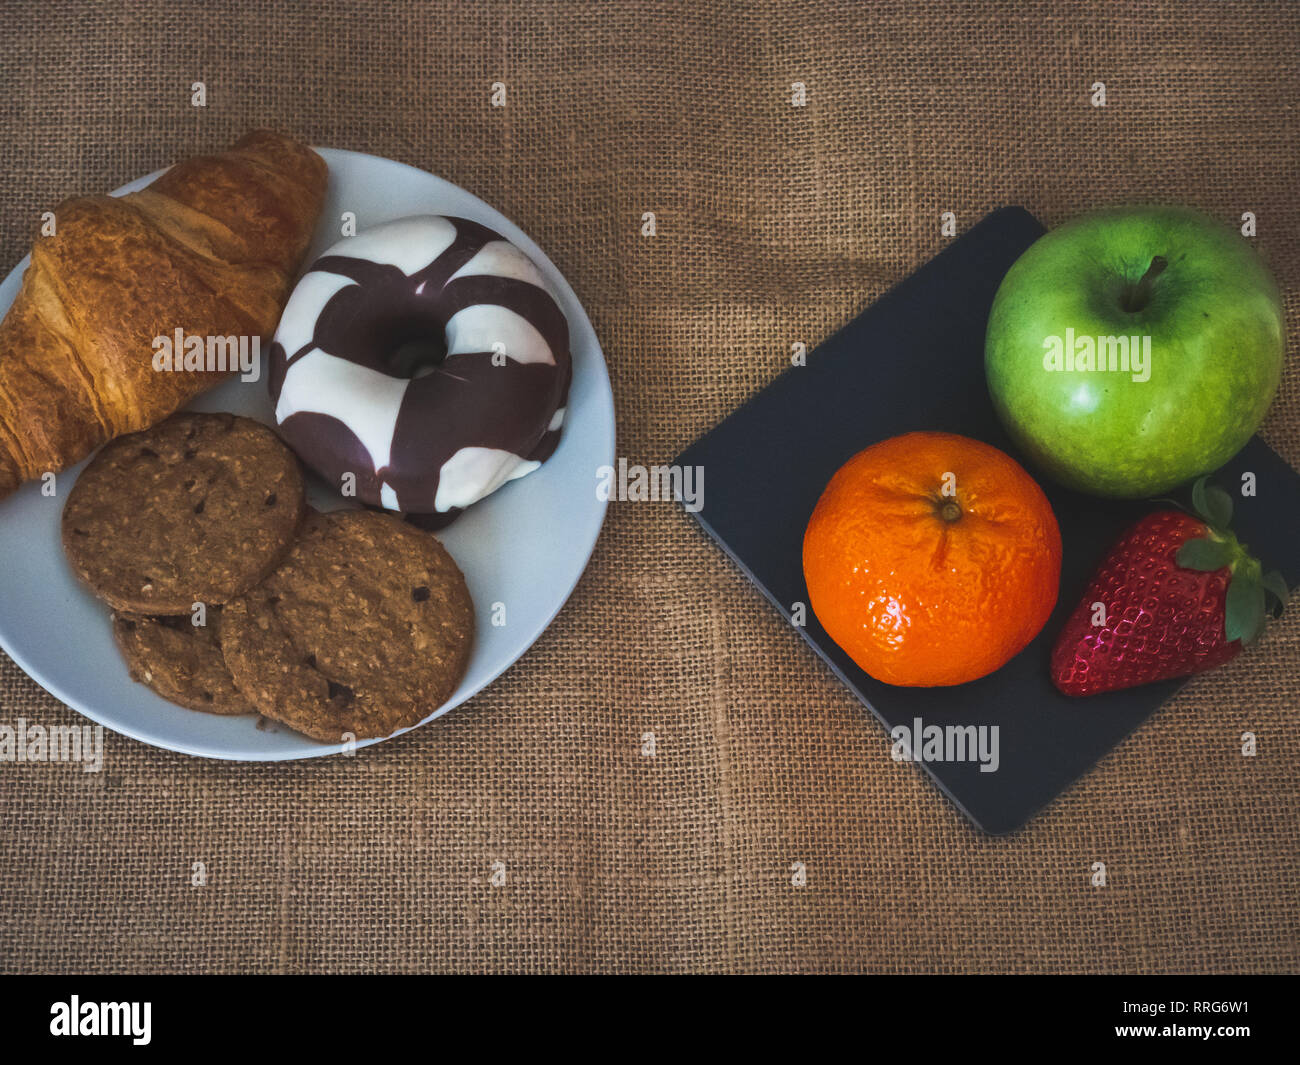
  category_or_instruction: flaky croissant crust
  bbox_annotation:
[0,129,326,498]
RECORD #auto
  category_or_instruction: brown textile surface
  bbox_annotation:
[0,0,1297,974]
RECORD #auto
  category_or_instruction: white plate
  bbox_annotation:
[0,148,615,760]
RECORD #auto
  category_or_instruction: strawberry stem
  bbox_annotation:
[1175,477,1285,646]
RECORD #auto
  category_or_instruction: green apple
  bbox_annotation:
[985,206,1285,498]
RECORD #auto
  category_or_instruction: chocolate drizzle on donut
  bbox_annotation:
[269,216,572,524]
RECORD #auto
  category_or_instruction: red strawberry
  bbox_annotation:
[1051,478,1288,696]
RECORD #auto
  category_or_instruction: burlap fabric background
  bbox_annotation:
[0,0,1296,974]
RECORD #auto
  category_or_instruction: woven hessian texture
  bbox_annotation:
[0,0,1297,973]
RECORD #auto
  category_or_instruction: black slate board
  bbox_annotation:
[675,206,1300,835]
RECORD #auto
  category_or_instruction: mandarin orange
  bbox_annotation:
[802,431,1061,686]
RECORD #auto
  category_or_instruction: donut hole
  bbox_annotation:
[391,338,446,379]
[384,319,448,380]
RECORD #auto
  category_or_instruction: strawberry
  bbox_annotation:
[1051,477,1288,696]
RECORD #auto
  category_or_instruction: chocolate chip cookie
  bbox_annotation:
[62,412,306,613]
[112,608,254,715]
[220,509,474,742]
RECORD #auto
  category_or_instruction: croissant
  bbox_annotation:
[0,129,327,499]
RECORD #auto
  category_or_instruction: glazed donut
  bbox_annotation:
[268,215,571,527]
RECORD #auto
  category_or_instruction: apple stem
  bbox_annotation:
[1122,255,1168,312]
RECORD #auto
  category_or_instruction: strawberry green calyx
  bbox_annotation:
[1174,476,1287,645]
[1189,475,1233,531]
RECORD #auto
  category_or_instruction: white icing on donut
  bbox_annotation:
[547,407,565,431]
[444,305,555,365]
[276,348,409,471]
[435,447,541,512]
[449,240,550,291]
[325,215,458,276]
[275,272,358,359]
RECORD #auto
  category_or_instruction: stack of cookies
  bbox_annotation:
[61,412,474,743]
